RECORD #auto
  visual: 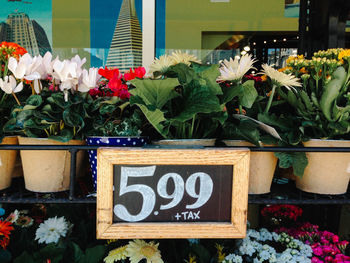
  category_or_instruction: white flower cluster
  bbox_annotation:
[1,52,100,101]
[222,228,312,263]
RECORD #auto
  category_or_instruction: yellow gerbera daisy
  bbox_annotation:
[126,239,163,263]
[169,50,201,66]
[104,245,128,263]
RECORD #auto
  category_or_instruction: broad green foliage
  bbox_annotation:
[3,91,87,142]
[280,66,350,139]
[130,63,226,139]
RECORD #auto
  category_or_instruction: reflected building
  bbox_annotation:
[106,0,142,71]
[0,12,51,56]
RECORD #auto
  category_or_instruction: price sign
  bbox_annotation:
[97,148,250,239]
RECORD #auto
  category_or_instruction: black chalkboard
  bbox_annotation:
[113,165,233,223]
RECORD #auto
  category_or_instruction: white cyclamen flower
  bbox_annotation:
[52,59,78,91]
[217,54,256,82]
[0,76,23,94]
[78,68,100,92]
[70,54,86,79]
[35,216,69,244]
[260,64,302,90]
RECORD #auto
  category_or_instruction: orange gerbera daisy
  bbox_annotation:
[0,220,14,239]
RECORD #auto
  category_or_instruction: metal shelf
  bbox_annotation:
[0,144,349,204]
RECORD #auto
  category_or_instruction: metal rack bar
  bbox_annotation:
[0,144,348,204]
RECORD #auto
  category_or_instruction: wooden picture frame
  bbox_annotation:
[96,148,250,239]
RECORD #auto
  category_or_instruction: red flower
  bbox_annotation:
[0,237,9,249]
[124,67,146,81]
[0,220,13,239]
[108,75,130,99]
[98,67,120,80]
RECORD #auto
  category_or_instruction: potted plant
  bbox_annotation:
[3,53,92,192]
[85,66,148,191]
[219,55,307,194]
[130,51,226,146]
[0,42,28,190]
[279,49,350,194]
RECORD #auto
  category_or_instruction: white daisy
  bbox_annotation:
[217,54,256,82]
[35,216,69,244]
[149,55,175,74]
[169,50,201,66]
[260,64,302,90]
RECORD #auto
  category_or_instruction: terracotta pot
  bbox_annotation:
[18,137,86,192]
[152,139,216,146]
[0,136,18,190]
[296,139,350,194]
[223,140,278,194]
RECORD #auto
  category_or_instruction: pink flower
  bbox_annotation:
[313,246,324,256]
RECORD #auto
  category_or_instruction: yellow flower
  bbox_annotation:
[184,254,197,263]
[338,49,350,63]
[104,245,128,263]
[126,239,163,263]
[215,243,226,263]
[169,50,201,66]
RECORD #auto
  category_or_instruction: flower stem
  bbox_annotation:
[12,92,21,105]
[264,85,277,114]
[189,114,196,139]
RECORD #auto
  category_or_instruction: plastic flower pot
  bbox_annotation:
[0,136,18,190]
[152,139,216,146]
[222,140,278,194]
[86,136,148,191]
[296,139,350,194]
[18,137,86,192]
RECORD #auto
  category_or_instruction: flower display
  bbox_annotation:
[275,222,350,263]
[35,216,69,244]
[222,228,313,263]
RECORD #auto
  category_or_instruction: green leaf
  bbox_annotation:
[173,84,222,122]
[257,113,293,131]
[63,110,84,128]
[300,90,314,112]
[49,128,73,142]
[239,80,258,108]
[77,245,106,263]
[196,64,223,95]
[320,66,347,121]
[165,63,194,84]
[220,84,243,104]
[99,104,116,115]
[274,151,308,177]
[130,78,180,108]
[25,95,42,106]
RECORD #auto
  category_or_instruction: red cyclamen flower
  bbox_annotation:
[98,67,120,80]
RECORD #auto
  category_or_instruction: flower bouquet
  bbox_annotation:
[130,51,227,145]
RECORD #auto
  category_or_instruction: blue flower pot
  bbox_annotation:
[86,136,147,191]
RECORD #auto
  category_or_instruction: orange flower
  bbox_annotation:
[278,66,292,72]
[299,67,308,74]
[234,108,246,114]
[261,75,267,81]
[0,220,14,239]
